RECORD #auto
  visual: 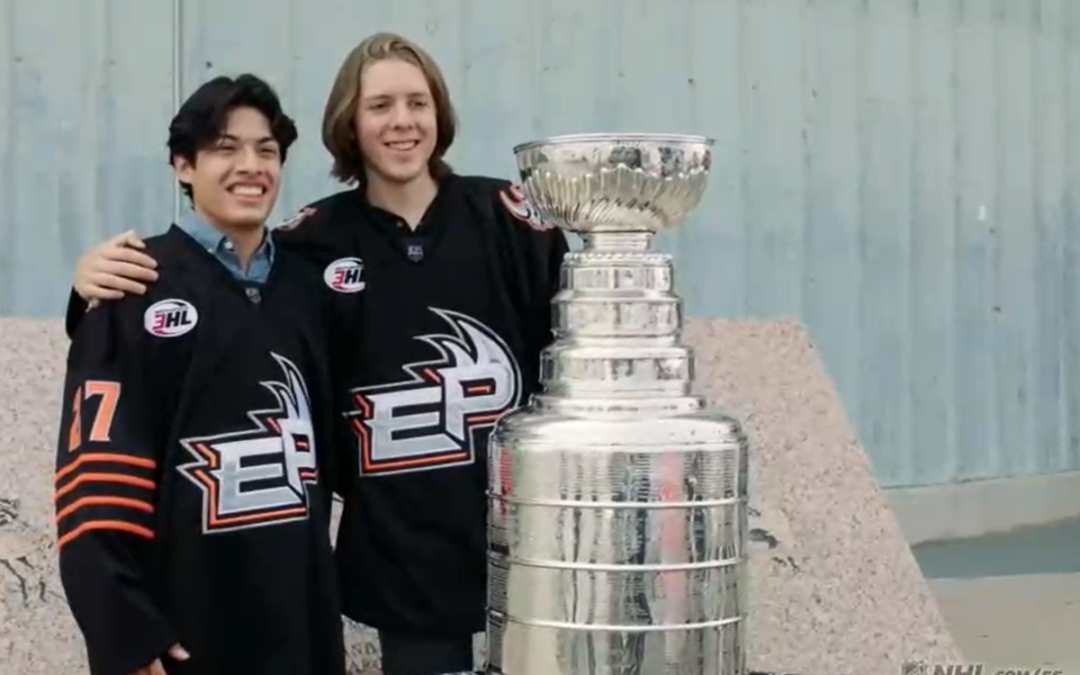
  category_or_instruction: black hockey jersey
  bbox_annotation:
[274,174,569,637]
[55,225,346,675]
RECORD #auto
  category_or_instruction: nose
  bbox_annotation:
[237,145,262,172]
[389,100,413,128]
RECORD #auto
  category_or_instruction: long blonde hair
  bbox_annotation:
[322,32,458,185]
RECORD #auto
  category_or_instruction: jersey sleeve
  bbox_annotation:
[487,179,571,390]
[532,223,569,352]
[270,202,345,269]
[64,288,91,339]
[544,226,570,303]
[320,273,366,499]
[497,180,570,332]
[55,300,178,675]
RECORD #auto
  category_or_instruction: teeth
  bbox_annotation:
[232,186,263,196]
[387,141,418,150]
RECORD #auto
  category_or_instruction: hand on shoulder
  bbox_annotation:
[74,230,160,302]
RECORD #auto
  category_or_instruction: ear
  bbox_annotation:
[173,155,196,184]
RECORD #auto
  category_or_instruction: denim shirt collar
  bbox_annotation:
[177,209,275,284]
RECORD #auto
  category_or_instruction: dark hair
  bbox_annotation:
[167,74,299,200]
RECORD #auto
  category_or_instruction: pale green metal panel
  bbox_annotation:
[0,0,175,316]
[2,0,1079,489]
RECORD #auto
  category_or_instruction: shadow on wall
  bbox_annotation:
[912,515,1080,580]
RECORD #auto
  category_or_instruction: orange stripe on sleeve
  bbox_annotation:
[55,453,157,484]
[55,473,155,501]
[55,496,154,523]
[56,520,154,549]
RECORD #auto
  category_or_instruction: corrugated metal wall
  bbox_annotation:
[2,0,1078,489]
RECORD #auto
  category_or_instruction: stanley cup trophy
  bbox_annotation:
[486,133,750,675]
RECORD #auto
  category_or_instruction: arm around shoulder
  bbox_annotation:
[66,229,162,339]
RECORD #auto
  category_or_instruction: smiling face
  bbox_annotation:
[173,106,282,231]
[353,57,438,187]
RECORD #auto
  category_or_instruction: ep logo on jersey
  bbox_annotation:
[144,299,198,337]
[343,308,523,477]
[178,353,320,534]
[324,257,366,293]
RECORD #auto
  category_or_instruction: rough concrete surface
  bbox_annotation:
[683,318,961,674]
[0,317,959,675]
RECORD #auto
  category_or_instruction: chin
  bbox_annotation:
[383,163,430,184]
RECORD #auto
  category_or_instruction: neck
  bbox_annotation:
[193,206,264,267]
[226,228,265,267]
[365,172,438,230]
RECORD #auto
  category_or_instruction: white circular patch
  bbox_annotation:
[144,299,199,338]
[324,257,366,293]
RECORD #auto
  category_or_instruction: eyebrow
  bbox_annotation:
[218,133,277,145]
[363,91,430,101]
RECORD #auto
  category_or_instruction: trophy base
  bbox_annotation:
[485,615,745,675]
[487,406,749,675]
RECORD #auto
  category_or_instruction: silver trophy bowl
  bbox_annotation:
[513,133,713,238]
[486,133,749,675]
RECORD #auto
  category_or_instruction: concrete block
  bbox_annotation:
[683,317,961,674]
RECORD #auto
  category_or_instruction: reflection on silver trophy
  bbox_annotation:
[486,133,750,675]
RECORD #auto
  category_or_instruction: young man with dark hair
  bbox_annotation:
[54,74,347,675]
